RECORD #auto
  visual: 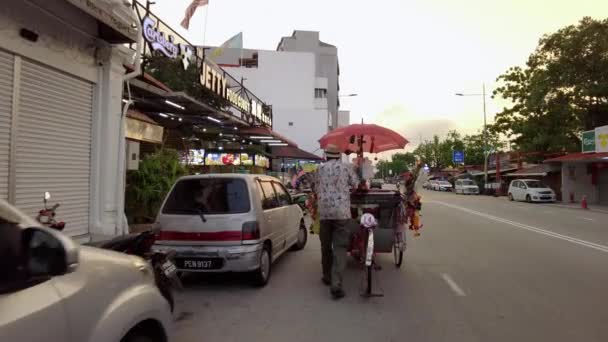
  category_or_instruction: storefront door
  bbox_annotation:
[599,168,608,205]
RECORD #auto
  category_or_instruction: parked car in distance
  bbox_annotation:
[370,179,384,189]
[455,179,480,195]
[422,181,431,190]
[153,174,307,286]
[508,179,556,203]
[0,199,173,342]
[435,180,453,192]
[428,180,439,190]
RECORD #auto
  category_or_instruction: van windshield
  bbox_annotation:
[162,178,250,215]
[461,180,475,185]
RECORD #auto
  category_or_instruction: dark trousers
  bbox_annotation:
[320,219,350,290]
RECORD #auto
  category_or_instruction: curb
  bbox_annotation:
[546,203,608,215]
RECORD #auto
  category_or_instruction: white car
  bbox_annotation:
[0,199,173,342]
[435,180,453,192]
[454,179,480,195]
[153,174,307,286]
[508,179,556,203]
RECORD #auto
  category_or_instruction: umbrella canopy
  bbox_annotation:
[319,123,408,154]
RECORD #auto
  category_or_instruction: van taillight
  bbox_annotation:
[242,221,260,240]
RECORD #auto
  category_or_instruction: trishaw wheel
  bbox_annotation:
[393,244,403,268]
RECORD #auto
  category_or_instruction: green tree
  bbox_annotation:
[492,17,608,153]
[144,53,230,110]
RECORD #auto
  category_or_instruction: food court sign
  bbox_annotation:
[200,62,272,126]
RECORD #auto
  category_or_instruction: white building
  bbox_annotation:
[213,48,329,156]
[0,0,139,241]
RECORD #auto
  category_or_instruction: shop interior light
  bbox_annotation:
[219,146,224,150]
[158,113,169,118]
[233,126,238,130]
[242,140,246,143]
[249,142,253,145]
[207,116,222,123]
[203,128,207,132]
[178,118,183,122]
[268,143,289,146]
[232,138,236,141]
[219,132,223,137]
[260,139,283,143]
[249,136,273,139]
[165,100,185,110]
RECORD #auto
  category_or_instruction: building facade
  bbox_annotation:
[213,48,328,156]
[0,0,138,240]
[277,31,340,131]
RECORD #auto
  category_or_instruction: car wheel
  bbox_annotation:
[122,332,159,342]
[252,245,272,287]
[526,195,532,203]
[508,193,514,201]
[291,221,308,251]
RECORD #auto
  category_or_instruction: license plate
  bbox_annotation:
[177,258,223,270]
[161,261,177,277]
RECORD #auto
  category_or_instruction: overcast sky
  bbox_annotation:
[149,0,608,149]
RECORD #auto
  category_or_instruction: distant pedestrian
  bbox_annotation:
[313,144,358,299]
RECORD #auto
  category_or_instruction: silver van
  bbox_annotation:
[152,174,307,286]
[454,179,480,195]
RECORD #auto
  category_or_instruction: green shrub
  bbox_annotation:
[125,148,187,223]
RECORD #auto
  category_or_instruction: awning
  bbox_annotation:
[271,146,323,161]
[240,127,298,147]
[66,0,139,43]
[469,167,518,176]
[545,152,608,163]
[503,164,557,177]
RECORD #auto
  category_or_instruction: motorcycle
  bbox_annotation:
[36,192,65,231]
[36,192,181,311]
[92,230,182,312]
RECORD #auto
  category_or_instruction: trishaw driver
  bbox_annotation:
[313,144,358,299]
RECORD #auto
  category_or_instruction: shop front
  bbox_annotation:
[546,126,608,204]
[0,1,138,239]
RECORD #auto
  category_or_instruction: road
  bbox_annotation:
[172,187,608,342]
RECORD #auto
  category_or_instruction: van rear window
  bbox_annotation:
[162,178,250,215]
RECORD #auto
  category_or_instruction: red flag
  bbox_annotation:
[180,0,209,29]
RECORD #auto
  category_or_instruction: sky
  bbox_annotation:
[147,0,608,151]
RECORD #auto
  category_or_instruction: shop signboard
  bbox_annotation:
[255,155,269,168]
[240,153,254,166]
[220,153,241,166]
[596,125,608,153]
[452,150,464,164]
[205,153,222,165]
[582,130,596,153]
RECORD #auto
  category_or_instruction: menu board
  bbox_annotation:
[255,155,269,168]
[180,149,205,165]
[220,153,241,166]
[205,153,222,165]
[240,153,254,166]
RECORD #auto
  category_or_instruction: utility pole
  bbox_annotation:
[482,83,488,192]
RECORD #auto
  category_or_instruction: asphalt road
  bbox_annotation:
[172,187,608,342]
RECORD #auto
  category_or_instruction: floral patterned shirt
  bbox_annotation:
[313,160,359,220]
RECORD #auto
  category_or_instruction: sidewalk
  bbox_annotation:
[547,202,608,215]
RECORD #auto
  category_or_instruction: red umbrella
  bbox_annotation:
[319,123,409,155]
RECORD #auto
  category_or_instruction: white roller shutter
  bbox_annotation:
[15,59,93,237]
[0,50,13,201]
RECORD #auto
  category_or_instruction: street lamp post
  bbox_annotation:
[456,83,489,192]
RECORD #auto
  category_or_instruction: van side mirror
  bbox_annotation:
[22,227,79,277]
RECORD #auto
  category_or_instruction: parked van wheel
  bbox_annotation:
[291,221,308,251]
[526,195,532,203]
[508,193,514,201]
[252,245,271,287]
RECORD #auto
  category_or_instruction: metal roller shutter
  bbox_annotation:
[0,50,13,201]
[15,59,93,237]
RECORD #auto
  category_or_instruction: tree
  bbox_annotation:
[144,53,230,110]
[492,17,608,153]
[375,152,417,178]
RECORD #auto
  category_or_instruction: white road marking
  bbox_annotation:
[578,217,595,222]
[441,273,466,296]
[434,201,608,254]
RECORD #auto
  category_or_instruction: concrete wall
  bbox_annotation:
[338,110,350,128]
[222,50,327,156]
[278,31,339,130]
[561,163,599,203]
[1,0,130,239]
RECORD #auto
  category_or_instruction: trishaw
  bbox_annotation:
[317,123,426,297]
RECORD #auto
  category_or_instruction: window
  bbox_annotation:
[288,122,294,126]
[258,181,279,210]
[272,182,292,206]
[519,182,527,189]
[162,178,250,215]
[315,88,327,98]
